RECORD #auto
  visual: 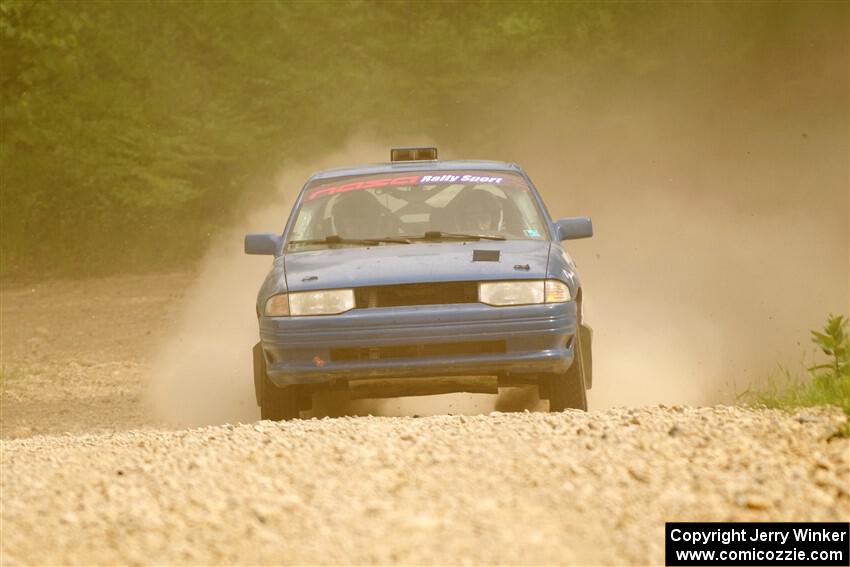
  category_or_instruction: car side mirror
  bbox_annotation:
[244,233,282,255]
[555,217,593,240]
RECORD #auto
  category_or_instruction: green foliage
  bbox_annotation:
[808,314,850,384]
[0,1,836,276]
[746,315,850,438]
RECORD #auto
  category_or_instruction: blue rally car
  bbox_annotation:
[245,147,593,420]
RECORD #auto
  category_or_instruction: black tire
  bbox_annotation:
[547,330,588,412]
[253,343,300,421]
[261,379,300,421]
[579,323,593,390]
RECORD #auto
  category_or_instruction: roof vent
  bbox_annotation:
[391,147,438,162]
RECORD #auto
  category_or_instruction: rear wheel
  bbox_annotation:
[253,342,300,421]
[547,330,588,412]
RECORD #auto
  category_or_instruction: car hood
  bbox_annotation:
[284,240,551,292]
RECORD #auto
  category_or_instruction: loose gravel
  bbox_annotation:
[2,406,848,565]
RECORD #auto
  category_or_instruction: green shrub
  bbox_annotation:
[809,314,850,386]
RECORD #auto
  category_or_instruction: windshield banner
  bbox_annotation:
[306,173,506,201]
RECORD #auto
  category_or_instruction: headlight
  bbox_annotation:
[478,280,571,306]
[264,289,355,316]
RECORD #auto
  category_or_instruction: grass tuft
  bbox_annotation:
[742,314,850,438]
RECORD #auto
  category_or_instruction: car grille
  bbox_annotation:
[330,340,505,361]
[353,281,478,308]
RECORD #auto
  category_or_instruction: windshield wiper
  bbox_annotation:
[288,235,412,247]
[405,231,506,242]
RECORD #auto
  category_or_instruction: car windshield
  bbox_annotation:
[286,170,548,251]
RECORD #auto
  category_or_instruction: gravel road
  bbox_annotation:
[2,274,848,565]
[2,406,848,565]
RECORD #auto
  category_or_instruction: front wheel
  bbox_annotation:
[254,342,300,421]
[261,379,300,421]
[547,332,588,412]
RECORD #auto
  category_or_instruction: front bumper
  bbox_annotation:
[259,301,577,387]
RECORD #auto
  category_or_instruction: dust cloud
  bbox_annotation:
[148,12,848,424]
